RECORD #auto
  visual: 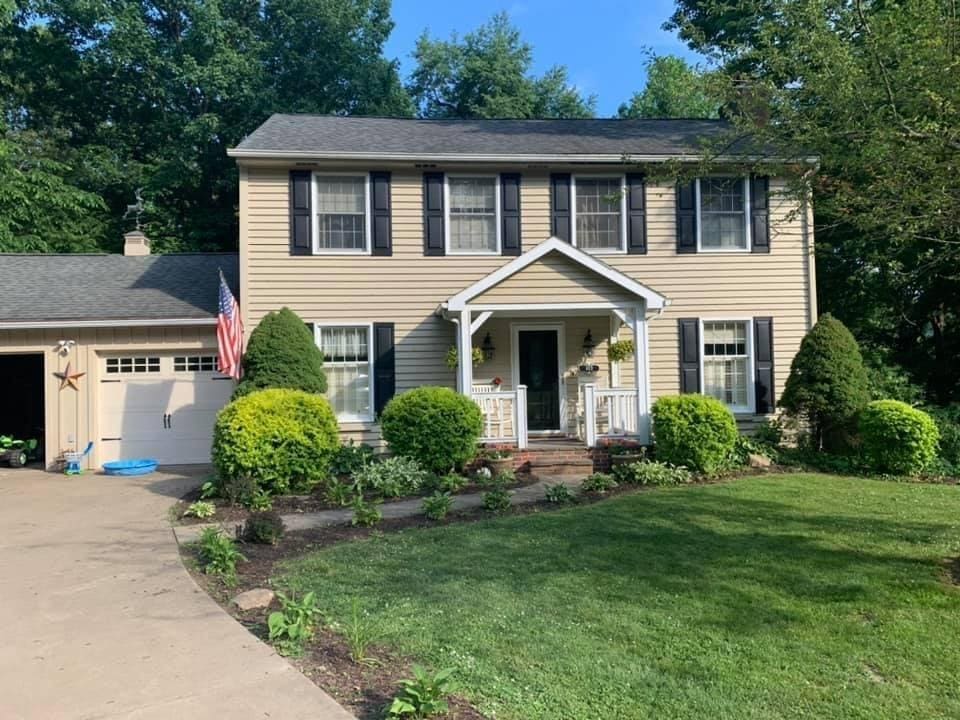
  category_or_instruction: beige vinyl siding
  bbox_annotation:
[0,326,219,469]
[242,165,814,439]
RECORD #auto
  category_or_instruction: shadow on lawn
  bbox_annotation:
[288,483,958,638]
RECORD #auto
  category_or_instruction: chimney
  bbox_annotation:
[123,230,151,256]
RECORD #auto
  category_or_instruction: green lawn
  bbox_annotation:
[277,475,960,719]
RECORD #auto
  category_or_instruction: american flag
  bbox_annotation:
[217,271,244,379]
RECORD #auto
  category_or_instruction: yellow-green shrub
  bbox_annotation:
[859,400,939,475]
[652,394,738,474]
[212,388,339,494]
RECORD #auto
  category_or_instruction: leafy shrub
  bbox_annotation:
[862,347,925,404]
[246,488,273,511]
[544,483,575,503]
[389,666,456,718]
[430,472,469,494]
[242,511,286,545]
[859,400,939,475]
[753,418,784,448]
[184,500,216,519]
[233,307,326,398]
[351,496,383,527]
[613,460,692,486]
[331,440,375,478]
[325,479,357,507]
[494,469,516,485]
[422,491,454,520]
[212,388,340,496]
[199,479,218,499]
[726,435,773,468]
[354,456,429,498]
[219,474,256,506]
[581,472,618,493]
[780,314,870,451]
[380,387,483,473]
[925,405,960,474]
[481,487,511,513]
[652,394,738,475]
[197,527,245,585]
[268,590,323,656]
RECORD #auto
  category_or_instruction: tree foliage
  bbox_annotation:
[780,314,870,451]
[1,0,411,254]
[408,13,595,119]
[234,307,326,399]
[668,0,960,403]
[618,54,720,119]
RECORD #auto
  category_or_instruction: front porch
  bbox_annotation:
[439,238,669,450]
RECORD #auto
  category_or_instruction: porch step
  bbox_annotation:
[524,446,595,480]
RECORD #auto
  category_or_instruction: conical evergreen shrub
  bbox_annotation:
[233,307,326,398]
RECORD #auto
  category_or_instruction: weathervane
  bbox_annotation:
[123,188,145,230]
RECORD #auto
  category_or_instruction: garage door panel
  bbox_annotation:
[100,353,233,466]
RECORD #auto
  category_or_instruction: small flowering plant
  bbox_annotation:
[492,376,503,386]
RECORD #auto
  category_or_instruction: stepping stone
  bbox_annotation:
[231,588,275,611]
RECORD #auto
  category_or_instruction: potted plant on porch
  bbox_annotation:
[606,442,646,468]
[484,448,514,475]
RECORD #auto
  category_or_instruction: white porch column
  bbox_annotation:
[584,383,597,447]
[515,384,529,449]
[632,306,651,443]
[458,307,473,396]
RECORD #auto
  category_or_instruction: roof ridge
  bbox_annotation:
[269,113,727,124]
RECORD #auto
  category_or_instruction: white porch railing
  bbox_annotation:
[471,385,528,449]
[584,384,639,447]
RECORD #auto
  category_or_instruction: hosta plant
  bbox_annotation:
[388,665,456,718]
[268,591,323,656]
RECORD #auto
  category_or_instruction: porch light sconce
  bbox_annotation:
[582,329,596,358]
[481,332,496,361]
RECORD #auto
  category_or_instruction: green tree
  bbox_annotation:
[668,0,960,404]
[618,55,720,119]
[780,314,870,451]
[234,307,326,399]
[408,12,595,119]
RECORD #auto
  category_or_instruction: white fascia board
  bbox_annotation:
[445,237,667,312]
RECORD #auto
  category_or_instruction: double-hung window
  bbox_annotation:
[447,176,499,253]
[573,177,624,252]
[314,175,369,253]
[702,320,752,412]
[698,177,750,251]
[316,325,373,420]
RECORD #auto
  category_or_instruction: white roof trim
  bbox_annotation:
[227,148,820,165]
[445,237,668,312]
[0,318,217,330]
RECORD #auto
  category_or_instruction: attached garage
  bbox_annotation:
[0,238,239,470]
[99,353,234,465]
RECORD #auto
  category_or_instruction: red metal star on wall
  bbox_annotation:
[55,362,86,391]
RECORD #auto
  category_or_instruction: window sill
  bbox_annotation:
[310,249,371,256]
[695,248,751,254]
[446,250,501,256]
[336,414,375,424]
[578,248,626,256]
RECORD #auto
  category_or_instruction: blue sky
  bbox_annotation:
[384,1,706,117]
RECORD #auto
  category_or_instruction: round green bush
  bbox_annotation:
[652,394,738,474]
[380,386,483,473]
[859,400,939,475]
[212,388,340,494]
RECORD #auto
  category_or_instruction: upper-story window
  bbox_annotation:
[446,176,499,254]
[698,177,750,251]
[314,174,370,253]
[572,176,625,253]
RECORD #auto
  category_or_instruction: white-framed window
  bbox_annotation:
[701,319,754,413]
[572,175,626,253]
[697,177,751,251]
[313,174,370,253]
[445,175,500,254]
[105,356,160,374]
[315,324,374,421]
[173,355,218,373]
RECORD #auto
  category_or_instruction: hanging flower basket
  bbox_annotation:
[445,345,484,369]
[607,340,635,363]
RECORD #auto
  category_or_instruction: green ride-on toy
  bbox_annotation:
[0,435,39,468]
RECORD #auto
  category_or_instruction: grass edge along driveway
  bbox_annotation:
[277,474,960,720]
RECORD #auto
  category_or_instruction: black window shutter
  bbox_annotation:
[753,317,775,413]
[678,318,701,393]
[750,175,770,254]
[626,173,647,255]
[676,180,697,254]
[373,322,396,416]
[370,171,392,256]
[550,173,571,242]
[289,170,312,255]
[423,172,445,256]
[501,173,521,256]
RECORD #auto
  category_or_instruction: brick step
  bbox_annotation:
[527,455,593,467]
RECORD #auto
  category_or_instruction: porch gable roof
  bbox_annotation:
[443,237,668,312]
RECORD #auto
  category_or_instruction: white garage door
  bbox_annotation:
[99,354,234,465]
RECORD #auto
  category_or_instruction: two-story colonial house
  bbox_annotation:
[0,115,815,471]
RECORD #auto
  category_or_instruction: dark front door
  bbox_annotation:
[518,329,560,431]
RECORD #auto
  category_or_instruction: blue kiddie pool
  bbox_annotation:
[102,459,159,476]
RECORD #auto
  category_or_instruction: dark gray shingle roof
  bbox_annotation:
[232,115,746,158]
[0,253,239,324]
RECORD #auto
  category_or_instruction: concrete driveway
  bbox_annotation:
[0,466,353,720]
